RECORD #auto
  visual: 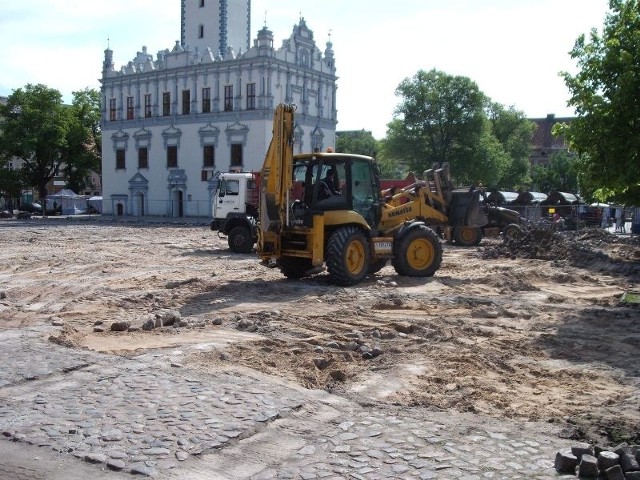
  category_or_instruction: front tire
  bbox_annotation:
[392,225,442,277]
[453,226,482,246]
[503,223,525,243]
[228,225,254,253]
[326,226,370,286]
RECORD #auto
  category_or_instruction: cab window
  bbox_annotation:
[224,180,240,195]
[218,179,240,197]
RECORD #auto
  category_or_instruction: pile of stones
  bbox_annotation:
[479,228,640,277]
[555,443,640,479]
[103,309,221,333]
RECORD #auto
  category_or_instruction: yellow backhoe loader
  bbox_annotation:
[257,104,445,286]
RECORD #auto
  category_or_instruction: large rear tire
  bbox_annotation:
[453,226,482,247]
[326,226,370,286]
[228,225,254,253]
[278,257,314,279]
[392,225,442,277]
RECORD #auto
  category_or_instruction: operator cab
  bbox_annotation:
[290,153,381,229]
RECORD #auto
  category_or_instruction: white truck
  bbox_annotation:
[209,171,259,253]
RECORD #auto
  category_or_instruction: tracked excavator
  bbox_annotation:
[257,104,447,286]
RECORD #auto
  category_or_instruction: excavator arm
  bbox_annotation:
[257,104,296,256]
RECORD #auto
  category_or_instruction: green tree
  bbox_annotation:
[335,129,378,157]
[386,69,487,182]
[557,0,640,204]
[0,84,101,203]
[385,69,534,188]
[335,129,406,179]
[465,125,511,188]
[0,166,22,201]
[61,88,102,193]
[0,84,70,203]
[487,103,535,190]
[530,151,579,193]
[376,138,410,179]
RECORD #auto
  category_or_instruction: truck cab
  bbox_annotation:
[210,172,259,253]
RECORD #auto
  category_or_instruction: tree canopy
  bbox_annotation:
[335,130,378,158]
[0,84,68,200]
[335,129,406,179]
[487,103,536,190]
[557,0,640,204]
[62,88,102,193]
[0,84,101,200]
[530,151,579,193]
[384,69,534,189]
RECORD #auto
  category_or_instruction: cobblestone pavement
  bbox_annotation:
[0,328,574,479]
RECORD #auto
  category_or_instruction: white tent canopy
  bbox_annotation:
[46,189,89,215]
[88,196,103,214]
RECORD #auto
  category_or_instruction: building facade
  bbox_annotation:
[100,1,337,217]
[529,113,574,167]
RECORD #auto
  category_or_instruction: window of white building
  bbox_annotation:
[116,149,126,170]
[167,146,178,168]
[202,88,211,113]
[203,145,215,168]
[144,94,152,118]
[182,90,191,115]
[224,85,233,112]
[163,92,171,116]
[246,83,256,110]
[138,147,148,169]
[230,144,242,169]
[126,97,134,120]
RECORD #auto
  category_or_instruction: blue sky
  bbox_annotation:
[0,0,609,139]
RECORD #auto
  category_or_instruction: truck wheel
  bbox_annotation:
[326,226,370,286]
[392,225,442,277]
[453,226,482,246]
[503,223,525,243]
[278,256,313,279]
[228,225,254,253]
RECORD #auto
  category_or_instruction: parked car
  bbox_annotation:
[18,202,62,215]
[19,202,44,214]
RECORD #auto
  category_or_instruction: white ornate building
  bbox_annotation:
[100,0,337,217]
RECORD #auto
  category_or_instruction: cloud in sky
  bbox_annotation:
[0,0,609,138]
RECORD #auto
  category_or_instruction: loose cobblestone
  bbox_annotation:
[0,329,577,478]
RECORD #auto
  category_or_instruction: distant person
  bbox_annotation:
[552,212,565,231]
[615,207,625,233]
[601,208,609,229]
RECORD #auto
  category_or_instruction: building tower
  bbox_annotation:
[181,0,251,57]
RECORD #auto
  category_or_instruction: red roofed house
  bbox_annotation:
[529,113,574,167]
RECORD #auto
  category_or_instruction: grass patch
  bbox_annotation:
[621,291,640,305]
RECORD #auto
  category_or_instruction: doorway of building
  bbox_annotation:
[134,194,145,216]
[172,190,184,217]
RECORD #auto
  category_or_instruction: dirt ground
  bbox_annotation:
[1,218,639,447]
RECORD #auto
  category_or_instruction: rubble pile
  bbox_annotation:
[555,443,640,479]
[478,228,640,277]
